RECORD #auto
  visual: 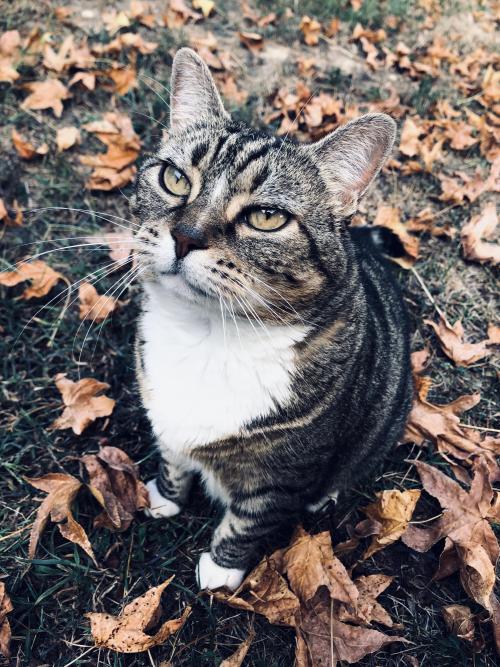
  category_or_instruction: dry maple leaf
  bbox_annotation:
[78,282,121,321]
[461,202,500,266]
[42,35,95,72]
[0,29,21,83]
[425,315,497,366]
[86,576,191,652]
[336,574,395,627]
[442,604,476,643]
[21,78,71,117]
[213,554,300,627]
[0,583,13,658]
[81,446,149,531]
[356,489,421,558]
[298,587,407,666]
[300,16,322,46]
[373,206,419,267]
[220,626,255,667]
[101,66,138,96]
[11,128,48,159]
[163,0,201,28]
[282,526,358,605]
[0,198,23,226]
[399,117,426,157]
[0,260,64,299]
[193,0,215,18]
[238,31,263,54]
[402,459,500,608]
[102,8,131,34]
[26,472,96,563]
[51,373,115,435]
[56,126,80,152]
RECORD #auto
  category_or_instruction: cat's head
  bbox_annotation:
[132,48,395,321]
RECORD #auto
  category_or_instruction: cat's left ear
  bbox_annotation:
[308,113,396,215]
[169,48,229,131]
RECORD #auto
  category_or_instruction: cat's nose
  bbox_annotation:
[172,226,209,259]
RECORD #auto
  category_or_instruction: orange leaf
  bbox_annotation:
[461,201,500,266]
[51,373,115,435]
[78,282,121,321]
[299,16,322,46]
[56,126,80,151]
[21,78,71,117]
[11,128,48,160]
[0,260,64,299]
[425,315,495,366]
[0,583,13,658]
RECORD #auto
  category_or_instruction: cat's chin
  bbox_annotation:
[155,271,212,305]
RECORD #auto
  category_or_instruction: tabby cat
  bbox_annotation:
[131,48,412,590]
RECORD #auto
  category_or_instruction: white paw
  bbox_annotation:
[196,552,246,591]
[306,489,340,513]
[143,479,181,519]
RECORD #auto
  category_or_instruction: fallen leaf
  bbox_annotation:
[0,260,64,299]
[425,315,496,366]
[399,117,426,157]
[300,588,407,665]
[51,373,115,435]
[373,206,419,267]
[163,0,201,27]
[411,348,430,373]
[68,71,96,90]
[11,128,48,159]
[220,626,255,667]
[86,577,191,652]
[81,446,149,531]
[238,31,263,54]
[442,604,475,642]
[26,472,96,562]
[0,29,21,83]
[193,0,215,18]
[42,35,95,72]
[461,202,499,266]
[84,231,135,266]
[282,526,358,605]
[213,554,300,627]
[0,583,13,658]
[93,32,158,56]
[78,282,121,321]
[21,78,71,117]
[299,16,322,46]
[56,126,80,151]
[129,1,157,28]
[102,8,131,35]
[337,574,395,627]
[0,198,23,226]
[356,489,421,558]
[101,65,137,95]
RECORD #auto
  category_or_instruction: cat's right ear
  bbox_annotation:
[169,48,229,131]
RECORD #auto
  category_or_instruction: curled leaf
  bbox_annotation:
[0,583,13,658]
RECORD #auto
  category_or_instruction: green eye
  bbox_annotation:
[247,208,289,231]
[161,164,191,197]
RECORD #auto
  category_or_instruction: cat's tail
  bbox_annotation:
[349,225,406,259]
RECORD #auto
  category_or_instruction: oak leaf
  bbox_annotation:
[26,472,96,562]
[282,526,358,605]
[0,583,13,658]
[425,315,497,366]
[56,126,80,151]
[356,489,421,558]
[11,128,48,159]
[81,446,149,531]
[86,577,191,652]
[51,373,115,435]
[0,260,64,299]
[21,78,71,117]
[461,202,499,266]
[220,627,255,667]
[213,554,300,627]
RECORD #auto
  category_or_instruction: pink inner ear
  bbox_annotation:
[354,141,388,195]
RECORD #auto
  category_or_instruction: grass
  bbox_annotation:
[1,1,499,665]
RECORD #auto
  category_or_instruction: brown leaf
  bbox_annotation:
[86,577,191,652]
[399,117,426,157]
[300,588,407,665]
[442,604,475,642]
[461,202,499,266]
[42,35,95,72]
[220,626,255,667]
[163,0,201,28]
[26,472,96,563]
[101,66,138,96]
[213,554,300,627]
[411,348,430,373]
[299,16,322,46]
[192,0,215,18]
[51,373,115,435]
[425,315,496,366]
[21,78,71,117]
[0,260,64,299]
[92,32,158,56]
[78,282,121,321]
[11,128,48,159]
[0,198,23,226]
[68,71,96,90]
[402,459,500,587]
[337,574,395,627]
[457,543,496,611]
[373,206,419,267]
[358,489,421,558]
[238,31,263,54]
[0,30,21,83]
[102,9,131,35]
[56,126,80,152]
[282,526,358,605]
[0,583,13,658]
[81,446,149,531]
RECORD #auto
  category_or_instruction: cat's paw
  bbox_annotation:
[144,479,181,518]
[306,489,339,513]
[196,552,245,591]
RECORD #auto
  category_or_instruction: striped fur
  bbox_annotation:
[131,49,412,588]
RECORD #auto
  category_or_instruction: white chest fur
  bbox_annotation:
[139,283,307,454]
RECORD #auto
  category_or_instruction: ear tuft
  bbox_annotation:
[309,113,396,215]
[170,48,228,131]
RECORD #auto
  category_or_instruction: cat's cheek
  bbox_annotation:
[196,552,246,591]
[150,229,177,274]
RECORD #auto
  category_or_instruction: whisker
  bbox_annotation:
[5,241,139,265]
[137,74,171,111]
[24,207,141,232]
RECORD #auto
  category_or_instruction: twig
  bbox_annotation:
[410,266,445,318]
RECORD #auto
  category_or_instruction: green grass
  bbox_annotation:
[1,1,499,665]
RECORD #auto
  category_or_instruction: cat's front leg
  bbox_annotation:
[145,452,193,519]
[196,507,282,591]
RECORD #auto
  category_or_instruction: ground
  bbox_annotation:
[0,1,499,665]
